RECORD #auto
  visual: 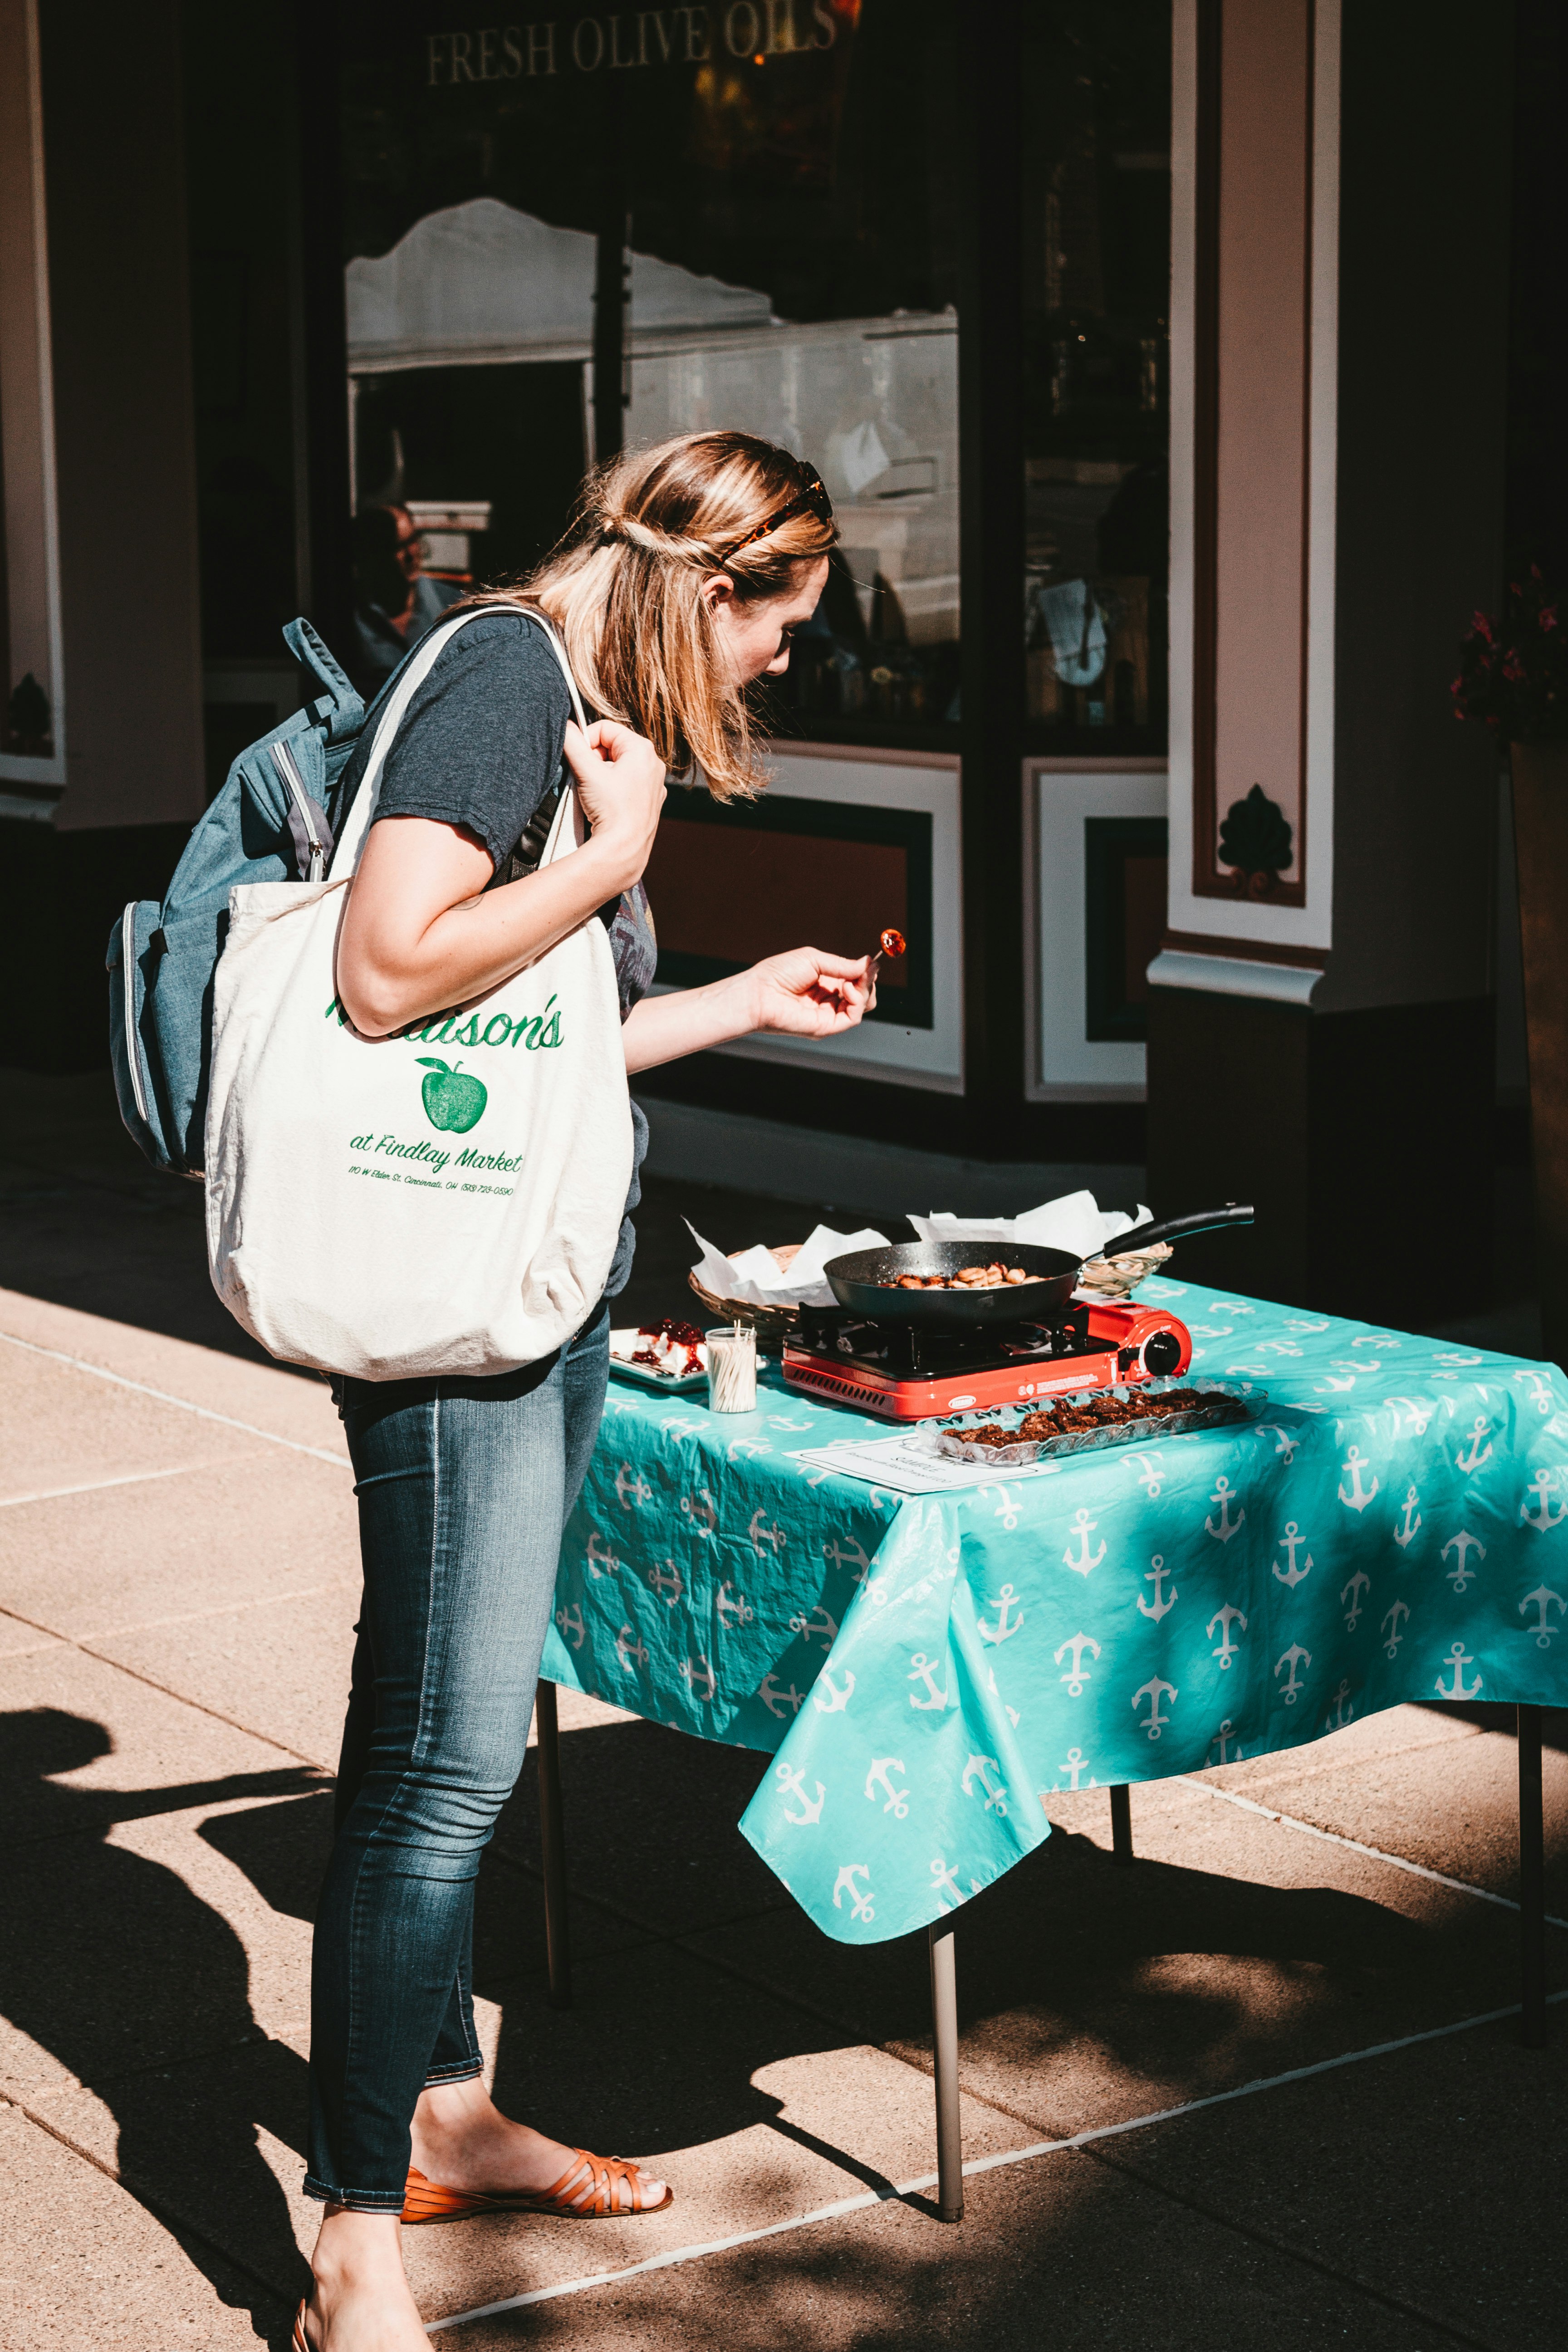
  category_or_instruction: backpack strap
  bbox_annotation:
[327,603,593,881]
[281,617,364,745]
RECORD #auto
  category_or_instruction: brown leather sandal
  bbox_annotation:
[403,2148,673,2224]
[291,2303,311,2352]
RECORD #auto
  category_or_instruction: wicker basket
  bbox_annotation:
[687,1243,804,1350]
[1074,1243,1174,1302]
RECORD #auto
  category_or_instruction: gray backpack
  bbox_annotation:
[107,618,370,1175]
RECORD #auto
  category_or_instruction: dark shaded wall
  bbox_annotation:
[44,0,204,833]
[1,0,205,1068]
[1149,992,1493,1323]
[1506,0,1568,583]
[1318,0,1510,1023]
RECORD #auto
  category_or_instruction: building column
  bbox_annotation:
[1147,0,1510,1324]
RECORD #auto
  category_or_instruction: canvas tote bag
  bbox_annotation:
[204,608,634,1379]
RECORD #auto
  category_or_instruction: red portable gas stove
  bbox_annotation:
[780,1296,1193,1422]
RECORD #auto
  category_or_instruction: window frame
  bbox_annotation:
[0,0,66,810]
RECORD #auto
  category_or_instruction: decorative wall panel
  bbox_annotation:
[1194,0,1313,905]
[655,744,964,1094]
[1025,759,1168,1101]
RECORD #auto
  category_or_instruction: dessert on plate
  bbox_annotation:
[609,1318,707,1379]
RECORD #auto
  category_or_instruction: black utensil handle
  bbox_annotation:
[1101,1205,1254,1259]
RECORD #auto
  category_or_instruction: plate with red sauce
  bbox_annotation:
[608,1318,710,1392]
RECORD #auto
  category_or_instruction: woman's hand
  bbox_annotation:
[745,947,875,1038]
[334,719,666,1039]
[620,946,874,1074]
[562,719,666,896]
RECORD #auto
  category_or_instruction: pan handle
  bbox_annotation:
[1100,1204,1254,1259]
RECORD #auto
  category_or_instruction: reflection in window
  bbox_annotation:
[629,0,961,736]
[339,0,960,737]
[632,312,957,729]
[1023,2,1170,751]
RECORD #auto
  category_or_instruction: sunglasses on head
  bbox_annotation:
[723,467,834,564]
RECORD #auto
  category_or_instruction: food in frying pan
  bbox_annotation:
[895,1260,1043,1290]
[948,1387,1238,1445]
[610,1318,707,1377]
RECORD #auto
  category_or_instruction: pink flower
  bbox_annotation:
[1542,607,1559,633]
[1472,610,1495,644]
[1503,651,1525,682]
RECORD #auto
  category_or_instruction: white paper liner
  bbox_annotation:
[685,1219,888,1310]
[906,1188,1152,1260]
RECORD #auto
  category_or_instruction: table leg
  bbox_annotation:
[1519,1703,1547,2049]
[536,1680,572,2011]
[927,1921,963,2223]
[1110,1782,1134,1866]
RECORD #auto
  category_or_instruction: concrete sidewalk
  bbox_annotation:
[2,1078,1566,2349]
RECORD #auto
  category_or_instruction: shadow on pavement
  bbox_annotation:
[64,1705,1568,2350]
[1,1709,321,2335]
[208,1715,1478,2154]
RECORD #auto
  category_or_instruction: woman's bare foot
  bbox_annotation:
[302,2209,428,2352]
[411,2076,669,2213]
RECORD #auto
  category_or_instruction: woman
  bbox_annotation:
[298,432,870,2351]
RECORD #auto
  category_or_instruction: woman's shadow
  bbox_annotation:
[2,1707,325,2336]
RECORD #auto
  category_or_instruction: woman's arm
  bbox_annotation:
[335,720,666,1036]
[622,947,874,1075]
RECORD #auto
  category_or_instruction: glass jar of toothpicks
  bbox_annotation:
[705,1322,758,1413]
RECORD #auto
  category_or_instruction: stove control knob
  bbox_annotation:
[1142,1327,1183,1376]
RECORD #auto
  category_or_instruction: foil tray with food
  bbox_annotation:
[925,1377,1267,1467]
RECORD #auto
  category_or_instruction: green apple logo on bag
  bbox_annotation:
[416,1058,487,1133]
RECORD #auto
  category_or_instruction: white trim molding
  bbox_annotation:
[1147,947,1321,1005]
[1024,758,1168,1102]
[1166,0,1341,972]
[0,0,66,802]
[1166,0,1199,945]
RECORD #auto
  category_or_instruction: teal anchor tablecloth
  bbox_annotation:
[540,1279,1568,1944]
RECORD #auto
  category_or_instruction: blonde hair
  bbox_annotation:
[461,431,837,801]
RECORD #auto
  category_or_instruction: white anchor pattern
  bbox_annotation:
[775,1761,825,1825]
[1272,1521,1313,1589]
[1520,1586,1566,1648]
[529,1278,1568,1945]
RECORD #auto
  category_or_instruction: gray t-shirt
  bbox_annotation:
[339,608,654,1300]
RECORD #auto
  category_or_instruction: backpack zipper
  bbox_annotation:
[272,740,327,880]
[120,902,152,1128]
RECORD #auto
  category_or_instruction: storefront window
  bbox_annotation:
[339,1,960,738]
[1022,0,1170,753]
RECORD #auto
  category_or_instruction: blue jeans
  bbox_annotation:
[305,1303,608,2209]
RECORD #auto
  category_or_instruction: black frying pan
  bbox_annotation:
[823,1207,1254,1329]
